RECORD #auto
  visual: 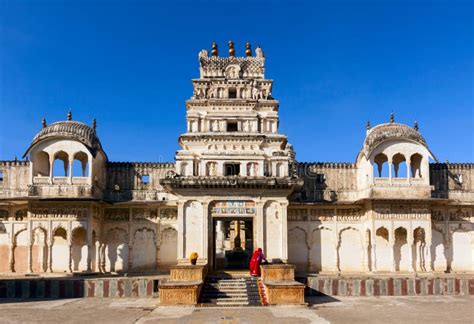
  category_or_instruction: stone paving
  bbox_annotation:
[0,296,472,323]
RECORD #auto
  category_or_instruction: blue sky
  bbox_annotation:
[1,0,472,163]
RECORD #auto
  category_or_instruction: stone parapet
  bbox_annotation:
[306,276,474,296]
[261,264,295,281]
[169,265,207,282]
[159,280,202,305]
[264,280,305,305]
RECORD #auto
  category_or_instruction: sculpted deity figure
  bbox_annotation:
[219,120,225,131]
[198,49,208,59]
[243,120,250,132]
[212,120,219,132]
[252,85,259,100]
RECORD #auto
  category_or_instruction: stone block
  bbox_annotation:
[169,265,207,282]
[261,264,295,281]
[264,280,305,305]
[159,280,202,305]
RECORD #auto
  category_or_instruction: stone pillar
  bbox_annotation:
[48,239,54,272]
[333,242,339,272]
[255,202,264,250]
[8,243,14,272]
[371,243,377,272]
[49,158,54,184]
[281,202,288,263]
[407,235,415,273]
[100,243,106,273]
[68,160,73,184]
[389,230,396,272]
[68,244,73,273]
[388,160,393,185]
[202,201,209,263]
[27,238,33,273]
[406,161,411,184]
[177,201,185,260]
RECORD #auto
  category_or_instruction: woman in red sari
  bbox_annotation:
[249,248,266,277]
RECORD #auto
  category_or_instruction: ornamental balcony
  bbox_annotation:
[359,177,433,201]
[28,176,102,199]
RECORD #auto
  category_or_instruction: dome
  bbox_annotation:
[23,120,105,158]
[362,123,428,159]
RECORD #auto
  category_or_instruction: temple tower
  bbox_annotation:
[162,42,301,268]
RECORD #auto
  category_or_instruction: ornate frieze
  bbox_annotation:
[30,206,89,219]
[104,208,129,221]
[374,204,430,220]
[132,208,158,221]
[160,208,177,220]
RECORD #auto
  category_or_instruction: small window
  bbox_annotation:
[228,88,237,99]
[225,163,240,176]
[227,121,238,132]
[141,174,150,185]
[316,174,325,183]
[0,171,3,182]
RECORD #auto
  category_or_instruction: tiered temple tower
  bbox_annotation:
[175,41,292,178]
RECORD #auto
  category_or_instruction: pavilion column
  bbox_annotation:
[68,160,73,184]
[49,158,54,184]
[371,243,377,272]
[406,161,411,184]
[425,234,433,272]
[86,229,93,272]
[48,239,53,272]
[388,160,393,185]
[27,234,33,273]
[333,242,340,272]
[100,243,107,273]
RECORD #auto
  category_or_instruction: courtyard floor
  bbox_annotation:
[0,296,472,323]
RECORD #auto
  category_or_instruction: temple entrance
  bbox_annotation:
[213,218,254,270]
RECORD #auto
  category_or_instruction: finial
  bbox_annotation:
[42,117,47,128]
[245,42,252,57]
[255,45,264,58]
[390,112,394,123]
[228,40,235,57]
[92,118,97,131]
[414,121,419,131]
[211,42,218,57]
[67,111,72,121]
[366,120,371,130]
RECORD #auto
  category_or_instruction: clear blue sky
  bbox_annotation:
[1,0,472,163]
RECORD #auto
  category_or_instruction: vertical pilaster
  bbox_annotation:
[177,201,185,260]
[407,232,415,273]
[202,200,210,263]
[255,201,264,251]
[389,227,396,272]
[8,243,14,272]
[281,201,288,263]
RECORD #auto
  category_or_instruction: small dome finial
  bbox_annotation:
[245,42,252,57]
[42,117,47,128]
[211,41,218,57]
[228,40,235,57]
[390,112,394,123]
[92,118,97,131]
[414,121,419,131]
[366,120,371,130]
[67,111,72,121]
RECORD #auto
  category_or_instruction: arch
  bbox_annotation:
[13,229,28,273]
[31,227,48,273]
[394,227,409,271]
[338,227,363,272]
[52,151,69,177]
[52,227,69,272]
[72,151,89,177]
[432,228,447,272]
[392,153,407,178]
[131,227,157,271]
[375,227,392,272]
[373,153,388,177]
[410,153,423,178]
[310,227,334,272]
[105,227,129,273]
[413,227,426,271]
[288,227,308,273]
[33,151,50,177]
[158,227,178,271]
[71,227,87,271]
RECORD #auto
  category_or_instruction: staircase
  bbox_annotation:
[199,275,265,307]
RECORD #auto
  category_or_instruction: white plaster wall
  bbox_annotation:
[451,231,472,272]
[338,228,363,272]
[184,201,203,258]
[288,227,307,272]
[132,228,156,271]
[375,233,392,271]
[105,228,128,272]
[158,227,177,270]
[310,228,334,272]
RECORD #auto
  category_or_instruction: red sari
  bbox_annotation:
[249,248,265,277]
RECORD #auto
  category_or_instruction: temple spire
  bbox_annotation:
[245,42,252,57]
[228,40,235,57]
[211,42,218,57]
[67,111,72,121]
